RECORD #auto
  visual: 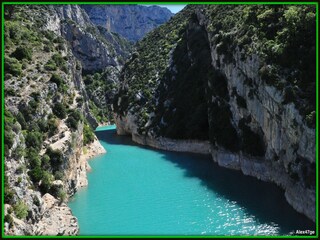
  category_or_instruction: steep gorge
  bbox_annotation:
[3,3,316,236]
[114,5,316,222]
[3,4,171,235]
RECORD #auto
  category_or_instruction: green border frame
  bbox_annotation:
[1,1,318,238]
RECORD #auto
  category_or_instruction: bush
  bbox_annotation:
[52,53,66,69]
[83,124,95,145]
[54,170,64,180]
[28,151,41,169]
[4,187,15,204]
[57,189,67,202]
[25,131,43,151]
[41,154,51,170]
[44,59,57,71]
[37,119,48,132]
[4,57,22,76]
[11,46,32,61]
[39,171,53,194]
[66,116,78,130]
[12,145,25,160]
[43,45,52,52]
[13,201,28,220]
[46,147,64,171]
[16,112,27,130]
[47,117,59,136]
[4,129,15,149]
[29,166,43,182]
[66,110,82,130]
[49,73,63,87]
[52,102,67,119]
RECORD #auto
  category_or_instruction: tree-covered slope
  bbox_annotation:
[3,4,130,235]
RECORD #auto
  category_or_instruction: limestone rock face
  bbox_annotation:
[82,5,174,42]
[114,5,316,221]
[44,5,131,72]
[4,4,108,236]
[33,194,79,236]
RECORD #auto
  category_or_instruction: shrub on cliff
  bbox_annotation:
[25,131,43,151]
[44,59,57,71]
[13,201,28,220]
[47,117,59,136]
[46,147,64,172]
[4,56,22,76]
[39,171,53,194]
[66,109,82,130]
[4,185,15,204]
[83,123,95,145]
[11,46,32,61]
[49,73,64,88]
[52,102,67,119]
[51,53,66,70]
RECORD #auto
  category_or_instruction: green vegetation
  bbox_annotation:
[47,117,59,136]
[4,109,16,151]
[83,123,95,145]
[46,147,64,172]
[44,59,57,71]
[4,56,22,76]
[4,175,15,204]
[83,69,116,123]
[66,109,82,130]
[49,73,64,87]
[25,131,43,151]
[13,201,28,220]
[52,53,66,70]
[3,5,107,214]
[11,46,32,61]
[204,5,316,126]
[53,102,67,119]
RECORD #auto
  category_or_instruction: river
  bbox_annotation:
[68,125,314,236]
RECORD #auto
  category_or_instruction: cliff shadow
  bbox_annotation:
[94,127,315,235]
[95,127,137,147]
[158,150,315,235]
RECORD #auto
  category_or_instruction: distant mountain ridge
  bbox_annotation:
[81,4,174,42]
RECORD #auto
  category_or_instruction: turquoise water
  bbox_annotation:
[68,125,314,236]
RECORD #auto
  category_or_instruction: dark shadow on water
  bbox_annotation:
[95,128,315,235]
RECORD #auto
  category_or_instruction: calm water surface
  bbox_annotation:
[68,125,314,235]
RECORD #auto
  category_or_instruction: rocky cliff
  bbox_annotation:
[114,5,316,222]
[81,4,174,42]
[3,5,109,235]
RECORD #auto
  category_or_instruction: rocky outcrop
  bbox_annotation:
[116,115,210,154]
[82,5,174,42]
[44,5,131,72]
[33,194,79,235]
[4,4,107,236]
[114,5,316,221]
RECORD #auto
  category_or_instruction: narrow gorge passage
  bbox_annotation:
[68,126,314,235]
[3,4,316,236]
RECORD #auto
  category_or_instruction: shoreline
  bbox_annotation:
[115,115,315,222]
[80,137,106,173]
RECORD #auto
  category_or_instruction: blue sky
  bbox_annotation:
[142,4,187,14]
